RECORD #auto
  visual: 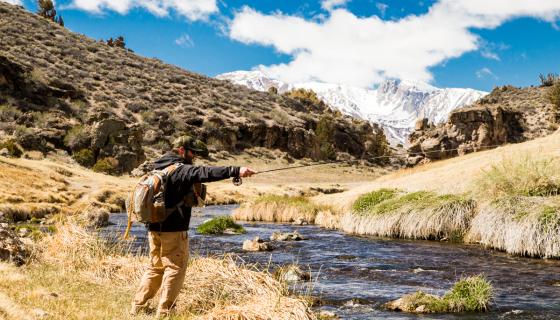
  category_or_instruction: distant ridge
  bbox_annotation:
[217,70,487,144]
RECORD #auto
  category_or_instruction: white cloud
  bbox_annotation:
[2,0,23,5]
[476,67,497,79]
[321,0,349,11]
[229,1,560,88]
[175,33,194,47]
[69,0,218,21]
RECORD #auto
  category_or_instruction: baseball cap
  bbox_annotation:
[172,135,208,156]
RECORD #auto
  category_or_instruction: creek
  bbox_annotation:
[102,205,560,319]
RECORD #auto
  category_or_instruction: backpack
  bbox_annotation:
[124,163,183,239]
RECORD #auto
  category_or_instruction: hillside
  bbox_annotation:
[406,84,559,164]
[218,70,487,144]
[0,2,389,173]
[315,128,560,210]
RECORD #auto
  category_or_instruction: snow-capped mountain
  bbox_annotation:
[216,70,488,145]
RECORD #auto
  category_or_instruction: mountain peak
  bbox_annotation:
[217,70,488,144]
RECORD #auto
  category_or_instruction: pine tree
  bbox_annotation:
[56,15,64,27]
[114,36,126,48]
[37,0,56,21]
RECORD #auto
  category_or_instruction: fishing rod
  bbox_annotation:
[231,142,526,186]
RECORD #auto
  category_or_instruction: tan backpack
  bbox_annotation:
[124,163,183,239]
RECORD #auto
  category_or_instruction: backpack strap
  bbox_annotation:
[162,163,186,217]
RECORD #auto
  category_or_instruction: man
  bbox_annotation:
[130,135,256,317]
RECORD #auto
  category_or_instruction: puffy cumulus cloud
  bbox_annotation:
[321,0,349,11]
[69,0,218,21]
[229,1,560,87]
[2,0,23,5]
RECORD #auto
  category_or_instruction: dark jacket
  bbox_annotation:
[148,152,240,232]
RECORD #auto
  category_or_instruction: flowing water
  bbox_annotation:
[102,205,560,319]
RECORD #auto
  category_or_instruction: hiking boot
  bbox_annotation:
[129,304,149,316]
[156,309,171,319]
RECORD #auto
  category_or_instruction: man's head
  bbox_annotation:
[172,136,209,162]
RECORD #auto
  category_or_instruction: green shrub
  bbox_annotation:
[315,115,337,160]
[64,125,90,151]
[392,275,493,313]
[0,105,22,122]
[92,157,119,175]
[267,87,278,95]
[474,156,560,199]
[443,275,493,312]
[352,189,399,213]
[0,140,23,158]
[284,88,325,107]
[547,80,560,110]
[197,216,246,235]
[72,149,95,167]
[539,73,559,87]
[354,190,470,216]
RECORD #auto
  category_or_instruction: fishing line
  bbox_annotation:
[231,142,532,186]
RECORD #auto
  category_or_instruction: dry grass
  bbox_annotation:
[0,156,134,220]
[233,194,339,228]
[315,130,560,210]
[341,190,476,241]
[472,155,560,199]
[177,256,315,319]
[0,220,316,320]
[465,196,560,258]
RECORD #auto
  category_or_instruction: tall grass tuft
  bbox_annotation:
[467,156,560,258]
[197,215,246,235]
[233,194,339,228]
[343,190,476,240]
[473,156,560,199]
[388,275,493,313]
[466,197,560,258]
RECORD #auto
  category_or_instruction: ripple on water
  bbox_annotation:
[101,205,560,320]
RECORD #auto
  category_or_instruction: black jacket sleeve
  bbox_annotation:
[176,165,240,184]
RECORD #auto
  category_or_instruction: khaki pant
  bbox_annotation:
[132,231,189,316]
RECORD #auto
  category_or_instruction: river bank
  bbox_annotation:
[108,205,560,319]
[234,131,560,259]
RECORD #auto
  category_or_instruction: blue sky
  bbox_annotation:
[9,0,560,91]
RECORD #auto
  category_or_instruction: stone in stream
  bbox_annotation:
[270,231,307,241]
[385,293,440,313]
[293,217,308,225]
[242,237,273,252]
[274,265,311,282]
[318,310,338,319]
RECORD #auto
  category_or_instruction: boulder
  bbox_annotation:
[242,237,273,252]
[90,117,145,173]
[0,223,28,266]
[275,265,311,282]
[270,231,307,241]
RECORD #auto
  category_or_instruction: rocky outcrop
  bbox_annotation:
[89,118,145,173]
[406,85,559,164]
[0,223,28,266]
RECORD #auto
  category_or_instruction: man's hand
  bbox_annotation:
[239,167,257,178]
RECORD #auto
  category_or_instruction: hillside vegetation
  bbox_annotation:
[0,2,389,175]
